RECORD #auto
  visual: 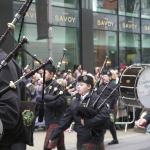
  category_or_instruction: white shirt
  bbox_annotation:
[80,92,89,101]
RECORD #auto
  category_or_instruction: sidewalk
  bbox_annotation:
[27,127,143,150]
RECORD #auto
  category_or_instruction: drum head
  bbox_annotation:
[137,67,150,109]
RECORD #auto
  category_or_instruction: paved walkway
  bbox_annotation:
[27,127,145,150]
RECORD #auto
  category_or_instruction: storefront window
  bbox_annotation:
[141,19,150,34]
[118,0,140,17]
[142,34,150,63]
[119,16,140,33]
[93,30,118,69]
[52,27,80,71]
[141,0,150,19]
[52,0,79,9]
[119,32,140,66]
[93,0,117,14]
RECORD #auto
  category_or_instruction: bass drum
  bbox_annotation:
[119,64,150,109]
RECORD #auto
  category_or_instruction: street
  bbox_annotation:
[27,127,150,150]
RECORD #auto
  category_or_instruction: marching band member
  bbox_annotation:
[49,75,109,150]
[0,48,26,150]
[97,70,119,145]
[42,64,67,150]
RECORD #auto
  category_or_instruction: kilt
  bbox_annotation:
[44,124,65,149]
[77,142,105,150]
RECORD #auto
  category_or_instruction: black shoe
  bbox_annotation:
[108,139,119,145]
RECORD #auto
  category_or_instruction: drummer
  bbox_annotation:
[49,75,109,150]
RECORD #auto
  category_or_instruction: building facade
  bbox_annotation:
[0,0,150,73]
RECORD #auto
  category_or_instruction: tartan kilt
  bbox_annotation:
[78,142,105,150]
[44,124,65,149]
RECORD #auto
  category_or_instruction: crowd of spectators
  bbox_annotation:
[23,64,144,132]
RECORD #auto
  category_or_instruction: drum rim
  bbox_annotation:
[119,64,149,108]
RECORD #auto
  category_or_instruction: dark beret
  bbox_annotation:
[44,64,56,74]
[78,75,94,86]
[102,70,112,76]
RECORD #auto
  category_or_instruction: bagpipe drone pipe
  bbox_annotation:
[92,56,108,94]
[0,36,28,70]
[0,0,32,47]
[43,48,67,95]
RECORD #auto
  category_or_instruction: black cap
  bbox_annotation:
[44,64,56,74]
[78,75,94,86]
[102,70,112,76]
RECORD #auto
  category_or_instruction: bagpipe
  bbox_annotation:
[53,48,67,80]
[43,79,77,102]
[24,54,37,71]
[0,0,55,146]
[92,56,108,94]
[43,68,77,107]
[37,48,67,122]
[74,82,120,131]
[43,48,67,94]
[50,69,72,95]
[0,57,53,146]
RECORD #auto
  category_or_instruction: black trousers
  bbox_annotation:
[109,123,118,140]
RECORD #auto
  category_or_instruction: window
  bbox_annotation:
[93,0,117,14]
[142,34,150,63]
[52,27,80,71]
[119,32,140,66]
[93,30,118,68]
[52,0,79,9]
[118,0,140,17]
[141,0,150,19]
